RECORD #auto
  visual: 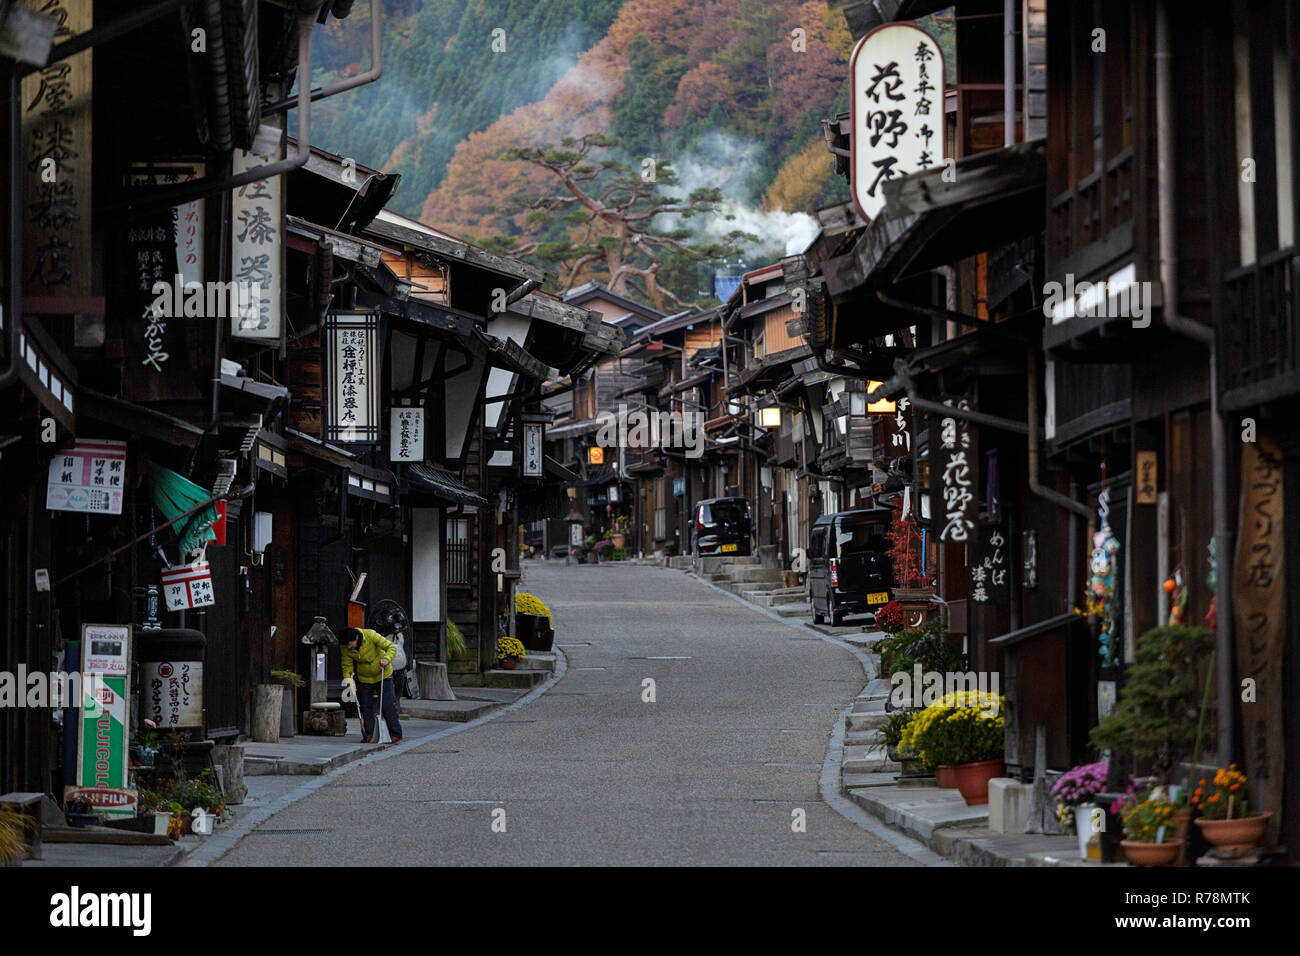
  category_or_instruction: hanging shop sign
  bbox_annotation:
[931,397,976,543]
[160,561,215,611]
[325,310,380,443]
[891,395,912,453]
[70,623,133,819]
[230,146,283,339]
[521,420,544,478]
[673,477,685,497]
[1136,450,1158,504]
[390,406,425,462]
[1234,435,1285,838]
[969,525,1009,605]
[21,0,93,299]
[46,439,126,515]
[849,22,945,222]
[141,659,203,730]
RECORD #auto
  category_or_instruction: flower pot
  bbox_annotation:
[611,533,626,548]
[153,812,172,836]
[1074,803,1100,859]
[953,759,1006,805]
[935,765,958,788]
[1121,839,1183,867]
[499,658,518,671]
[1195,812,1272,853]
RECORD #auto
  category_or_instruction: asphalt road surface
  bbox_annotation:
[215,562,915,865]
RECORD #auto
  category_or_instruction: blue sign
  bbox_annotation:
[673,478,685,497]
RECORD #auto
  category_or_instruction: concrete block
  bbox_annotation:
[987,777,1032,834]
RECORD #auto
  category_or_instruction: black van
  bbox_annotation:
[807,508,893,626]
[690,497,753,564]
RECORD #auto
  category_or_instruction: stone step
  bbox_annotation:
[842,743,902,775]
[851,698,887,714]
[697,555,759,574]
[743,588,805,607]
[844,729,884,747]
[520,652,556,673]
[775,603,808,618]
[729,566,783,584]
[401,698,504,723]
[858,677,893,703]
[846,710,889,732]
[482,668,549,689]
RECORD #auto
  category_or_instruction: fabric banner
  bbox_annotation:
[1233,435,1285,844]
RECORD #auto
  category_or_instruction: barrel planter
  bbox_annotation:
[516,613,554,652]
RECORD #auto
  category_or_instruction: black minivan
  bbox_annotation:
[807,508,893,626]
[690,497,753,566]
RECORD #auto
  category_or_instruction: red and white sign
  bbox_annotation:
[161,562,215,611]
[64,786,138,816]
[46,439,127,515]
[212,499,227,546]
[849,23,946,221]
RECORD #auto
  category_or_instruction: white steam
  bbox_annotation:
[661,131,819,257]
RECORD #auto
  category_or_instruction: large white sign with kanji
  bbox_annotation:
[46,439,126,515]
[849,23,945,221]
[390,407,425,462]
[230,146,282,339]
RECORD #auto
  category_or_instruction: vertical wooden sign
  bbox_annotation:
[1233,436,1285,845]
[21,0,93,299]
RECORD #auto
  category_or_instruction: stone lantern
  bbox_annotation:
[300,616,344,735]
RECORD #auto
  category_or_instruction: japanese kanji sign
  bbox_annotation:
[1233,435,1284,843]
[160,561,215,611]
[142,659,203,729]
[72,624,132,819]
[390,406,425,462]
[931,397,976,543]
[21,0,93,299]
[230,145,283,339]
[46,439,126,515]
[1136,449,1158,504]
[325,310,380,443]
[970,525,1009,605]
[849,22,945,221]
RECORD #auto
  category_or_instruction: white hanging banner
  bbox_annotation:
[390,406,425,462]
[326,310,380,443]
[46,439,126,515]
[849,23,946,221]
[230,145,283,339]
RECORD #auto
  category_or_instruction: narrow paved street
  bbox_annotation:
[215,563,914,865]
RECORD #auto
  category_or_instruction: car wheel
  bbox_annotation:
[812,597,824,624]
[828,596,843,627]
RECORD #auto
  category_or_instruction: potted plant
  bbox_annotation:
[130,718,161,771]
[136,788,173,836]
[1089,626,1215,784]
[162,770,225,836]
[496,637,526,670]
[880,708,919,764]
[1192,765,1272,853]
[1051,760,1111,859]
[270,669,305,739]
[1120,791,1182,866]
[875,600,904,635]
[904,691,1005,803]
[0,803,34,865]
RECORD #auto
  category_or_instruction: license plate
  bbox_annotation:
[867,591,889,604]
[721,543,739,553]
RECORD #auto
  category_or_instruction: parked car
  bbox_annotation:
[690,497,753,568]
[807,507,893,626]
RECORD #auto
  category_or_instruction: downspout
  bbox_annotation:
[263,0,384,115]
[1155,0,1232,762]
[1005,0,1016,147]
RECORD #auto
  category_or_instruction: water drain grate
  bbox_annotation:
[335,782,392,787]
[253,828,333,835]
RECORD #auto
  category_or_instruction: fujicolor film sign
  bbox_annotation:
[73,624,132,818]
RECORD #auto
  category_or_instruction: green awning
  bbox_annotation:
[148,463,218,556]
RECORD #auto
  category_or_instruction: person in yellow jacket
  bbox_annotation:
[339,627,403,743]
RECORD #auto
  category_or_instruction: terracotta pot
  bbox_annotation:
[935,765,958,788]
[500,658,518,671]
[953,759,1006,805]
[611,533,626,548]
[1121,839,1183,867]
[1195,812,1272,852]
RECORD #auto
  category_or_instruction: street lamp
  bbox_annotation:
[759,406,782,429]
